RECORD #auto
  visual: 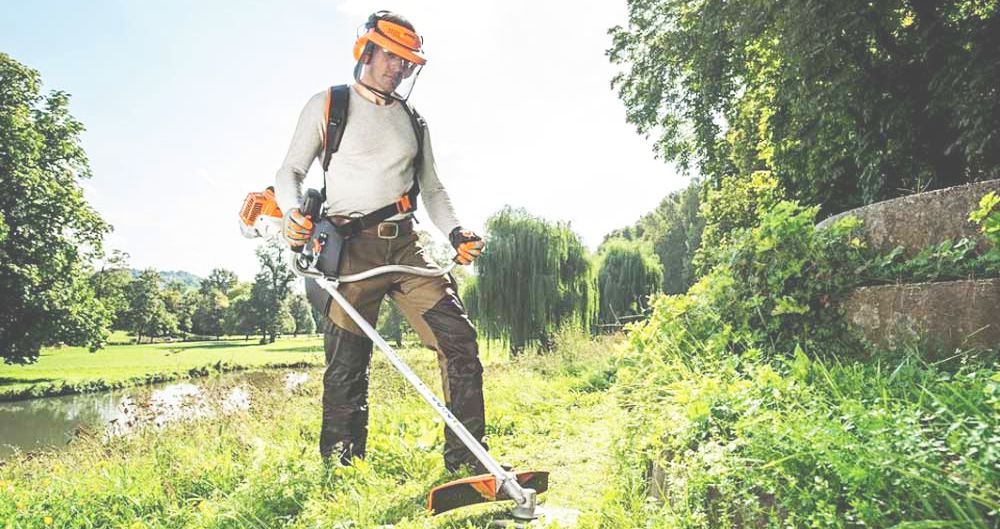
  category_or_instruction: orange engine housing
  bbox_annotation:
[240,186,282,228]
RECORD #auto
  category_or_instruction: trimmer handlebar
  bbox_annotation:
[291,254,456,284]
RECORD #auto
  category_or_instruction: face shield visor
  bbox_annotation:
[353,20,426,102]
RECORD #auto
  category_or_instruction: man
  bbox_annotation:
[273,11,489,474]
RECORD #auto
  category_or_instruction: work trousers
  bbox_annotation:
[305,230,487,471]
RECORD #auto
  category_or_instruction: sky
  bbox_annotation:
[1,0,689,281]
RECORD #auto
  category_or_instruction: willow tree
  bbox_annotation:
[470,207,596,354]
[596,239,663,325]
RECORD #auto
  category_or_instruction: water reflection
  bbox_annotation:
[0,370,312,459]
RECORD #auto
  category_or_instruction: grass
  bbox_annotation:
[596,334,1000,527]
[0,336,327,401]
[0,330,626,528]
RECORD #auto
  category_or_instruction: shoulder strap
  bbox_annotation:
[399,99,426,197]
[321,84,351,178]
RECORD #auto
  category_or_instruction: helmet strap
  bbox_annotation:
[353,60,398,104]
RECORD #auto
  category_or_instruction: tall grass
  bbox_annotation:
[1,335,627,528]
[590,342,999,528]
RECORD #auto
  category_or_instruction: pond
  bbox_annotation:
[0,369,316,459]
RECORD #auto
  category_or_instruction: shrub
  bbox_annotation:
[695,171,785,274]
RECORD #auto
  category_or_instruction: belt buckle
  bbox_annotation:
[377,222,399,239]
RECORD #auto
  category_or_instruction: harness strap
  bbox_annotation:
[321,85,351,175]
[320,84,426,238]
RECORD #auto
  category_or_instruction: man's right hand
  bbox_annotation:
[283,209,314,248]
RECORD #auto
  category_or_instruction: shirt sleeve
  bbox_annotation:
[417,123,463,237]
[274,90,327,214]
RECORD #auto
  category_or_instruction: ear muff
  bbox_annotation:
[353,37,375,63]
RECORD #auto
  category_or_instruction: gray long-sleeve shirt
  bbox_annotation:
[274,86,462,236]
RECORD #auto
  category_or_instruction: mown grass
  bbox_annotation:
[0,330,625,528]
[0,336,327,401]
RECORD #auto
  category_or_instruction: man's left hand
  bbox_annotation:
[449,228,485,265]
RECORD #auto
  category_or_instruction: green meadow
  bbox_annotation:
[0,336,326,401]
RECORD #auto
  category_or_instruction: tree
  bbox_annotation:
[695,171,785,274]
[287,293,315,336]
[188,268,238,339]
[311,307,327,335]
[609,0,1000,215]
[0,53,112,362]
[199,268,238,296]
[121,269,175,344]
[90,250,133,329]
[223,282,257,339]
[596,239,664,326]
[161,280,196,335]
[250,241,295,343]
[377,301,408,347]
[469,207,596,354]
[192,288,229,338]
[605,181,705,294]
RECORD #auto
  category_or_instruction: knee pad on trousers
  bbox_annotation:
[323,323,373,369]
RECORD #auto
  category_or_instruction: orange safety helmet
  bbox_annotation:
[353,11,427,66]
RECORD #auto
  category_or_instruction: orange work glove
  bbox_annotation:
[449,227,485,265]
[283,208,314,248]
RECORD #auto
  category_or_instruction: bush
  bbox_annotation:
[630,200,867,364]
[970,191,1000,270]
[696,171,785,274]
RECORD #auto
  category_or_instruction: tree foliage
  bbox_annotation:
[695,171,785,273]
[596,239,664,325]
[250,241,295,344]
[0,53,111,362]
[200,268,238,296]
[90,250,133,330]
[605,181,705,294]
[470,207,596,354]
[120,269,176,344]
[609,0,1000,214]
[223,282,257,339]
[376,301,408,347]
[287,293,316,336]
[161,280,196,335]
[192,288,229,338]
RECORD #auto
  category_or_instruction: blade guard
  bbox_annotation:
[427,470,549,515]
[239,187,283,239]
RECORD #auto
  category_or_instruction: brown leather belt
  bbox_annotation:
[330,216,414,239]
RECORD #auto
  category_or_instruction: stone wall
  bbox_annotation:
[818,179,1000,256]
[841,278,999,352]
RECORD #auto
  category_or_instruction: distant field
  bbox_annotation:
[0,336,326,400]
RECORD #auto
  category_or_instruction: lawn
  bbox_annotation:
[0,336,326,401]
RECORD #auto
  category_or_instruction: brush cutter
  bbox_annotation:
[239,188,551,521]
